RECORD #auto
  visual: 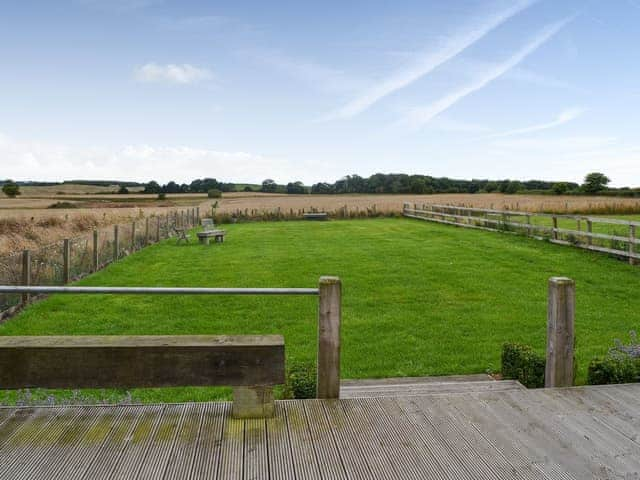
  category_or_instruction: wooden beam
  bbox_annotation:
[0,335,285,389]
[545,277,575,388]
[92,229,99,272]
[21,250,30,306]
[113,225,119,262]
[62,239,71,284]
[317,276,341,398]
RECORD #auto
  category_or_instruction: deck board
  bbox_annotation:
[0,384,639,479]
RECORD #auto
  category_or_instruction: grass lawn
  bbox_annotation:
[1,217,639,404]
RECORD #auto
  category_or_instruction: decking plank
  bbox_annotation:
[163,403,204,480]
[218,403,244,480]
[244,418,268,480]
[265,402,295,480]
[283,400,322,480]
[189,402,227,480]
[303,400,345,479]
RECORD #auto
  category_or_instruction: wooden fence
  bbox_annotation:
[0,207,201,320]
[403,203,640,265]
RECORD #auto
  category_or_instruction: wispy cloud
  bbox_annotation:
[402,16,574,129]
[133,63,213,85]
[245,49,364,94]
[327,0,538,119]
[483,107,586,139]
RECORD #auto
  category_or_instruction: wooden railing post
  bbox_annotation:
[630,225,636,266]
[196,206,200,221]
[552,216,558,240]
[545,277,575,388]
[587,220,593,246]
[113,225,119,262]
[92,229,99,272]
[131,221,136,252]
[156,217,161,242]
[63,239,71,284]
[318,276,341,399]
[145,217,150,246]
[21,250,31,305]
[526,214,532,237]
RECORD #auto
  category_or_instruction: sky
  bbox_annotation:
[1,0,639,186]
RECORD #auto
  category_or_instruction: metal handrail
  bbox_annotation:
[0,286,319,295]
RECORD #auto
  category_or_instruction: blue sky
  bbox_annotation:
[1,0,639,186]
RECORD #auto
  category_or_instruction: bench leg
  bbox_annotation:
[232,386,274,418]
[199,237,210,245]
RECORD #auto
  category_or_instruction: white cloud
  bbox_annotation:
[0,133,317,184]
[327,0,538,119]
[483,107,586,139]
[134,63,213,84]
[401,16,573,130]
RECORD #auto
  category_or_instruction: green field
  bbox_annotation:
[1,218,639,404]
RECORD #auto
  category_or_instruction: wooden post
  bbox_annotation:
[545,277,575,388]
[92,229,99,272]
[145,217,150,246]
[318,276,341,399]
[587,220,593,246]
[63,239,71,284]
[156,217,161,242]
[196,206,200,222]
[552,216,558,240]
[526,215,532,237]
[131,221,136,252]
[21,250,31,305]
[113,225,119,262]
[629,225,636,266]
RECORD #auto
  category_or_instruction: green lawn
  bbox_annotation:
[2,218,639,404]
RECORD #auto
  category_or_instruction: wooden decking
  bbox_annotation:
[1,383,640,479]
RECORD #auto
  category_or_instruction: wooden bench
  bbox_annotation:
[303,212,328,220]
[197,229,226,245]
[201,218,215,231]
[173,227,190,244]
[0,335,285,418]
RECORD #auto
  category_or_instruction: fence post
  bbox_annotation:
[545,277,575,388]
[21,250,31,305]
[630,225,636,266]
[587,220,593,246]
[317,276,341,399]
[113,225,119,262]
[131,221,136,252]
[63,239,71,284]
[156,217,161,242]
[196,206,200,221]
[526,214,532,237]
[92,229,99,272]
[145,218,150,246]
[552,216,558,240]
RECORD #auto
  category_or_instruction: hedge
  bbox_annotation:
[501,343,545,388]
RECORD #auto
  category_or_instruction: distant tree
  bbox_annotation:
[552,182,569,195]
[164,181,180,194]
[157,192,166,200]
[117,185,129,194]
[286,181,307,194]
[582,172,610,194]
[2,180,20,198]
[504,181,522,194]
[261,179,278,193]
[243,185,253,192]
[207,188,222,198]
[310,182,334,194]
[144,181,161,194]
[484,181,499,193]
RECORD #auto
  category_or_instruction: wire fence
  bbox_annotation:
[0,207,200,320]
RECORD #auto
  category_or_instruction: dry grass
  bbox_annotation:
[213,192,640,216]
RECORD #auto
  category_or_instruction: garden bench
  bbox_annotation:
[173,227,190,244]
[201,218,215,231]
[0,334,285,418]
[303,212,328,220]
[197,229,226,245]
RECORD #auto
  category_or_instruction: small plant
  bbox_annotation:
[501,343,545,388]
[48,201,77,209]
[208,189,222,199]
[283,362,316,399]
[587,331,640,385]
[157,192,166,200]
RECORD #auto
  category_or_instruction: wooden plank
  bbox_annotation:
[265,402,295,480]
[341,379,523,398]
[189,402,227,480]
[163,402,204,479]
[244,417,269,480]
[317,276,341,399]
[303,400,345,478]
[218,404,244,479]
[0,335,285,389]
[283,400,322,479]
[545,278,575,388]
[0,407,63,454]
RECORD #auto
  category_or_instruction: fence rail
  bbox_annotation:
[404,203,639,265]
[0,206,202,319]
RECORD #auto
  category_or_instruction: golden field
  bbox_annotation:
[2,187,640,256]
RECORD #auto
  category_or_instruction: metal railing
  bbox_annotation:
[0,276,342,399]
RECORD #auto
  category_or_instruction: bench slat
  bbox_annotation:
[0,335,284,390]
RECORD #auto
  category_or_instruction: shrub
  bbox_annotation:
[207,189,222,199]
[2,180,20,198]
[587,356,639,385]
[48,201,77,209]
[501,343,545,388]
[117,185,129,194]
[157,192,166,200]
[283,362,316,399]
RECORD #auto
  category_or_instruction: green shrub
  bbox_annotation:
[501,343,545,388]
[48,201,77,209]
[587,356,639,385]
[283,362,316,399]
[207,189,222,199]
